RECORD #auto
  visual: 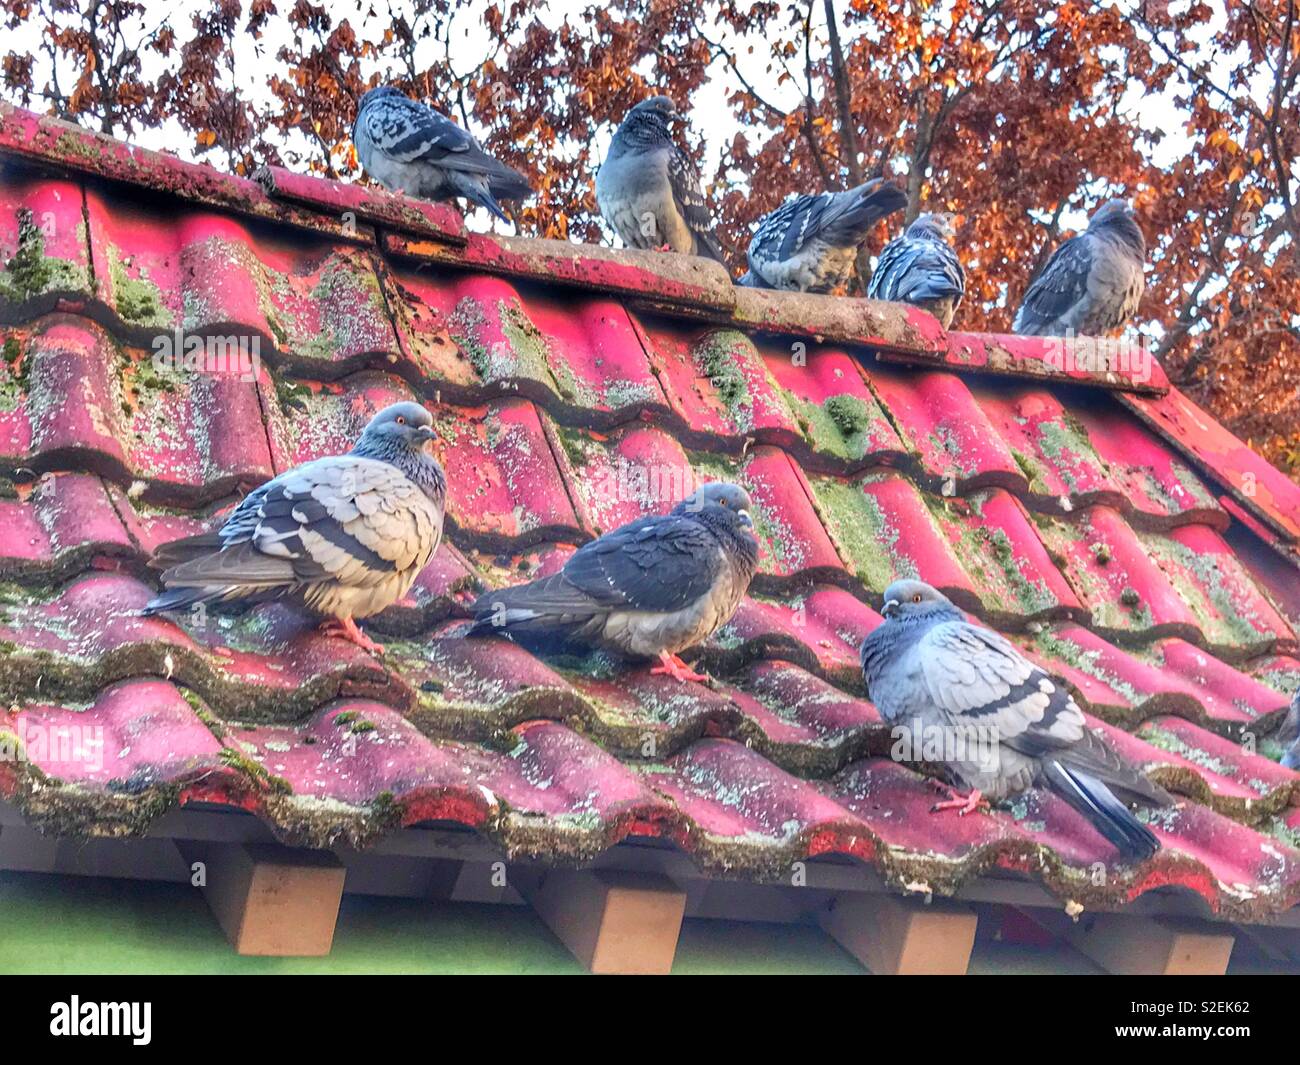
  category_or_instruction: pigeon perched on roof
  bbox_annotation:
[860,579,1172,860]
[1280,689,1300,771]
[737,179,908,293]
[469,482,758,681]
[866,212,966,327]
[595,95,725,263]
[352,86,532,224]
[1012,198,1146,336]
[142,402,446,656]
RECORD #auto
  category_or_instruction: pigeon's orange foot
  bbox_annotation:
[321,617,386,656]
[657,242,672,252]
[930,787,990,817]
[651,651,709,683]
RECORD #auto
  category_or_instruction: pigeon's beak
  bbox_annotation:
[737,508,753,530]
[882,598,900,619]
[415,425,436,442]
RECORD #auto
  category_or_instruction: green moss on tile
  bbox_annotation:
[107,248,170,329]
[1035,413,1100,495]
[694,330,755,432]
[1141,533,1272,648]
[218,747,292,794]
[783,389,882,462]
[807,476,908,593]
[0,209,86,304]
[1011,449,1051,494]
[0,333,25,413]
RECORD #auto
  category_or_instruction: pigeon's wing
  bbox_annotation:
[1013,231,1094,333]
[666,147,726,263]
[764,194,829,262]
[480,513,723,619]
[359,94,520,185]
[158,456,441,591]
[359,94,475,164]
[913,621,1086,753]
[870,238,965,303]
[867,236,919,301]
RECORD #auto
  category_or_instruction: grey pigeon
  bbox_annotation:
[737,179,907,293]
[1280,689,1300,770]
[595,96,725,263]
[860,579,1172,860]
[352,86,532,223]
[469,483,757,681]
[142,402,446,656]
[867,212,966,327]
[1013,198,1145,336]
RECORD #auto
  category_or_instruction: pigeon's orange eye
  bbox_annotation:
[912,594,922,603]
[396,416,406,425]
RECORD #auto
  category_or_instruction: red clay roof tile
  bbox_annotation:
[0,105,1298,918]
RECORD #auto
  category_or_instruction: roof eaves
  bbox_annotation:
[1120,387,1300,546]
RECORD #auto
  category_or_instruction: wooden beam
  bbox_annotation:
[1068,914,1235,975]
[181,842,346,957]
[819,893,977,974]
[525,869,686,974]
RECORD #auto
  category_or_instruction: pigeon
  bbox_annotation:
[1012,198,1146,336]
[1280,690,1300,771]
[737,179,908,293]
[595,95,725,263]
[142,402,446,656]
[352,86,532,223]
[866,212,966,327]
[469,482,758,681]
[859,579,1172,860]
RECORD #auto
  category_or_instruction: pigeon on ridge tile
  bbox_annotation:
[859,579,1172,860]
[142,402,446,656]
[352,86,532,223]
[468,482,758,682]
[595,95,726,263]
[866,211,966,327]
[738,178,908,293]
[1012,198,1146,336]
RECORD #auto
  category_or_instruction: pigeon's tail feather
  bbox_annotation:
[469,187,512,225]
[140,586,224,616]
[467,606,586,640]
[468,574,605,648]
[695,231,727,265]
[148,530,225,570]
[823,182,908,246]
[1043,760,1160,861]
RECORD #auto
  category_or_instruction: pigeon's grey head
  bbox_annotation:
[879,579,957,622]
[612,95,683,148]
[356,402,436,451]
[353,402,444,497]
[628,95,682,125]
[675,481,754,530]
[1088,198,1145,253]
[910,212,957,242]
